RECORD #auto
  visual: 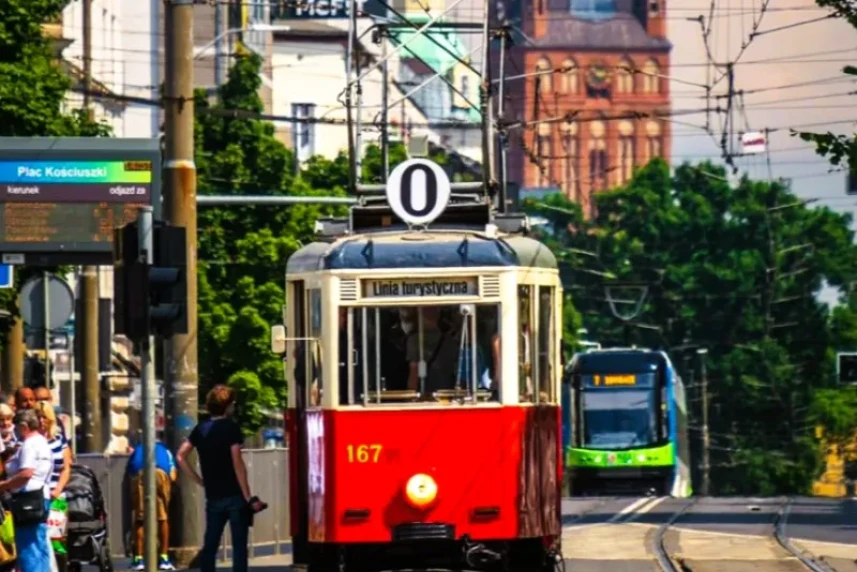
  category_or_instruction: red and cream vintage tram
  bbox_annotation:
[270,159,564,571]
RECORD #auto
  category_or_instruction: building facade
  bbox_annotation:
[504,0,672,214]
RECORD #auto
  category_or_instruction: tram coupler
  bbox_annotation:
[461,535,502,568]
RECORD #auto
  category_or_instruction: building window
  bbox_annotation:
[618,120,635,183]
[561,59,579,94]
[589,120,608,191]
[616,58,634,94]
[536,122,552,187]
[645,120,663,163]
[560,121,579,201]
[292,103,316,163]
[537,57,552,95]
[642,59,660,93]
[571,0,616,20]
[461,74,470,100]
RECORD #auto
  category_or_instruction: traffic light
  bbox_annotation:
[837,353,857,385]
[149,224,188,337]
[113,220,187,340]
[114,221,147,340]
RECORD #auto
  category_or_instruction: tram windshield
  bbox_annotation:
[580,387,658,450]
[341,303,501,404]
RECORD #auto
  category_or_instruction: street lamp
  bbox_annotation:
[696,347,710,497]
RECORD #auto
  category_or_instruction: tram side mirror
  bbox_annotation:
[271,325,286,355]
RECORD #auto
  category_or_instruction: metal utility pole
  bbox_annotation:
[42,271,51,388]
[2,318,24,393]
[698,348,710,496]
[80,0,102,453]
[213,0,225,87]
[138,207,158,572]
[164,0,201,562]
[379,25,389,181]
[82,0,92,111]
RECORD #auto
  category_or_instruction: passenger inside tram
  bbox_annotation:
[352,304,501,403]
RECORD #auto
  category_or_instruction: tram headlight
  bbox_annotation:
[404,473,438,509]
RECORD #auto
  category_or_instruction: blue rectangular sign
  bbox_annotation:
[0,264,13,288]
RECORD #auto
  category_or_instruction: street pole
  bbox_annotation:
[2,318,24,393]
[42,271,51,388]
[380,25,389,181]
[699,348,710,496]
[69,334,76,457]
[138,207,158,572]
[214,0,224,87]
[164,0,201,563]
[81,0,102,453]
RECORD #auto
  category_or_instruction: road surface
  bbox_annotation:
[101,496,856,571]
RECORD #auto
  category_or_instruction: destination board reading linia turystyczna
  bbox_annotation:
[0,160,152,244]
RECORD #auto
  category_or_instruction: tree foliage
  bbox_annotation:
[793,0,857,173]
[0,0,111,334]
[525,160,857,493]
[195,53,472,434]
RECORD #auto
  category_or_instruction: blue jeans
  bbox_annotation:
[200,496,249,572]
[15,500,52,572]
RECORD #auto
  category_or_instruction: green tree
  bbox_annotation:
[793,0,857,173]
[0,0,110,335]
[526,160,857,493]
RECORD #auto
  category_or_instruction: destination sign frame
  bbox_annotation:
[583,373,656,388]
[0,138,161,265]
[362,277,479,299]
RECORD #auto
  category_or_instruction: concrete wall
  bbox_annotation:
[76,448,290,559]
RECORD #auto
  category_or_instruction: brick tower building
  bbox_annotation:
[503,0,672,214]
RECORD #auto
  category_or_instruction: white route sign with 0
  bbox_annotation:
[385,158,452,226]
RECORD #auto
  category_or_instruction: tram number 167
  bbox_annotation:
[346,444,383,463]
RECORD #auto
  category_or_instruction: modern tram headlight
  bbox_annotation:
[405,473,438,509]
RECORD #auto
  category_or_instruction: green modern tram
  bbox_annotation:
[563,349,692,497]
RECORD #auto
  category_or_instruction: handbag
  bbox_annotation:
[7,489,47,527]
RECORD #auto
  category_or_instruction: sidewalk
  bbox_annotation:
[109,553,293,571]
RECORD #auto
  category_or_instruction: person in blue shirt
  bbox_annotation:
[127,439,177,571]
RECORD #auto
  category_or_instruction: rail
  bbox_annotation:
[652,497,698,572]
[774,497,835,572]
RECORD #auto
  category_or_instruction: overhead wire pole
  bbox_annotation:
[81,0,103,454]
[496,24,509,213]
[345,0,358,193]
[379,24,390,180]
[479,0,494,197]
[163,0,202,563]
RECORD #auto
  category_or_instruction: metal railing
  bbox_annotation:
[76,448,290,560]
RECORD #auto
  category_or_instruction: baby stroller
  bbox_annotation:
[64,464,113,572]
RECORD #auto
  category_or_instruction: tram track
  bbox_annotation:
[653,497,840,572]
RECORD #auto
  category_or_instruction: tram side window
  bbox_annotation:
[519,286,534,402]
[307,289,323,407]
[348,304,500,404]
[537,286,555,403]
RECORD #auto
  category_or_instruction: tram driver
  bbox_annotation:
[406,306,460,395]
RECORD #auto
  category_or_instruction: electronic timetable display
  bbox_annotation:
[0,139,161,265]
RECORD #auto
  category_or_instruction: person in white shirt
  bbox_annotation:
[0,408,53,572]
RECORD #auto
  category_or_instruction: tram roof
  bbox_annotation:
[286,232,558,273]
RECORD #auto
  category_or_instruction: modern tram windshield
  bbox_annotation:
[579,372,658,450]
[342,303,501,404]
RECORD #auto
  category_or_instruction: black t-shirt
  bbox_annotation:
[189,418,244,501]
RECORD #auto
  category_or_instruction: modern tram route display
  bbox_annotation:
[0,138,161,265]
[0,201,146,244]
